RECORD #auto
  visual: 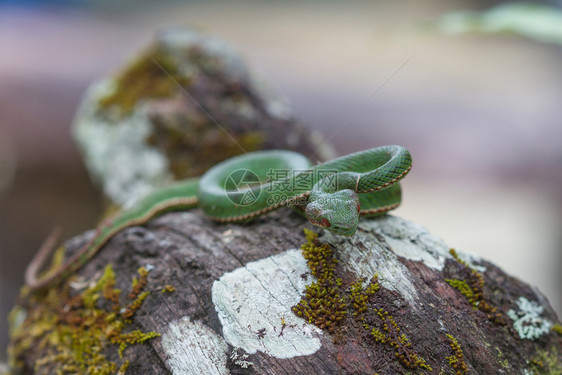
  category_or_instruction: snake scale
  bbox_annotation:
[25,145,412,290]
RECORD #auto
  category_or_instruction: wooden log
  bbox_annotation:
[8,210,562,374]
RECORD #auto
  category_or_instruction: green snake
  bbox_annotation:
[25,145,412,290]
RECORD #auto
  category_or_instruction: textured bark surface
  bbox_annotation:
[9,211,562,374]
[72,27,334,208]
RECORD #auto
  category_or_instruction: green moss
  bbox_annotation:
[113,329,160,358]
[367,308,432,371]
[121,291,150,320]
[7,264,161,374]
[445,279,476,308]
[552,323,562,336]
[494,347,510,369]
[97,47,191,117]
[303,228,317,243]
[161,285,176,293]
[293,229,431,371]
[528,347,562,375]
[498,358,509,369]
[350,276,379,319]
[82,264,117,308]
[447,249,506,325]
[445,334,468,374]
[291,229,346,331]
[129,267,149,299]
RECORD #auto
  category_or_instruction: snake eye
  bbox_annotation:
[321,218,331,227]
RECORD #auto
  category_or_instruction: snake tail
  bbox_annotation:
[25,179,200,290]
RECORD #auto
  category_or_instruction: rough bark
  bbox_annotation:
[8,210,562,374]
[71,27,334,208]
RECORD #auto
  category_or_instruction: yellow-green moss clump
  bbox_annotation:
[293,229,431,371]
[446,249,506,325]
[445,279,476,306]
[350,276,379,319]
[291,229,346,332]
[98,47,191,117]
[528,347,562,374]
[445,334,468,374]
[552,323,562,336]
[161,285,176,293]
[366,308,432,371]
[8,264,160,374]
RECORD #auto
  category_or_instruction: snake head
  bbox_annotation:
[305,189,360,236]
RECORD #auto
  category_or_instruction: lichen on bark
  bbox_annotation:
[8,259,161,375]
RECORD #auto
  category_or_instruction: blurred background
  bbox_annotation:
[1,0,561,360]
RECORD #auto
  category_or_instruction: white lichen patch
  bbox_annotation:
[370,215,486,271]
[161,316,229,375]
[508,296,553,340]
[319,215,487,305]
[366,216,452,270]
[230,348,254,369]
[212,249,322,359]
[320,224,421,305]
[72,80,171,208]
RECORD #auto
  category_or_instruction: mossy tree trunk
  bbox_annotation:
[8,210,562,374]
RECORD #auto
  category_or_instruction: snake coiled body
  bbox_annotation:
[26,145,412,290]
